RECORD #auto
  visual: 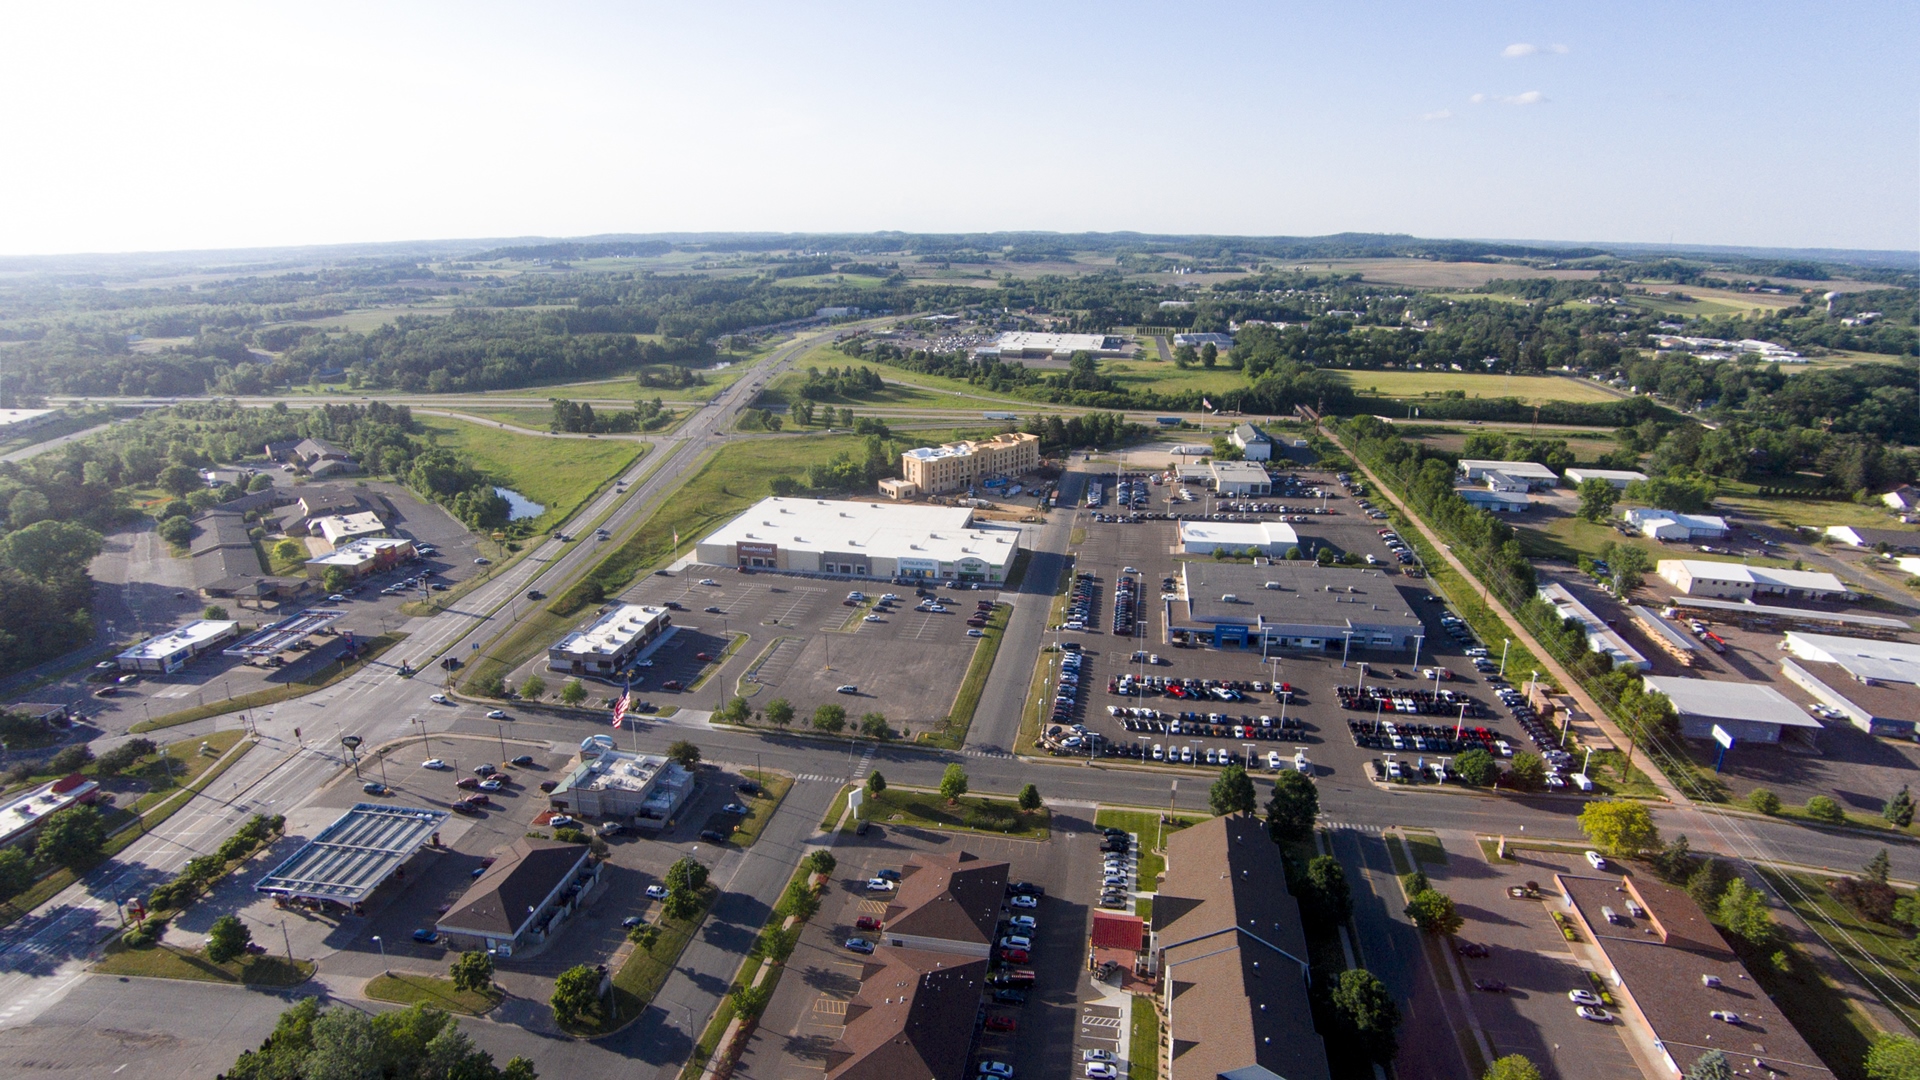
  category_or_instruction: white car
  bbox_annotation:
[1009,894,1039,910]
[967,628,985,637]
[430,693,449,704]
[1007,915,1037,931]
[1585,850,1609,870]
[997,935,1032,951]
[486,709,507,719]
[1569,989,1602,1006]
[836,684,860,694]
[1083,1050,1115,1063]
[699,578,719,586]
[1086,1065,1118,1080]
[327,594,346,602]
[865,878,897,892]
[645,885,669,899]
[865,615,884,623]
[1267,750,1283,771]
[422,758,448,770]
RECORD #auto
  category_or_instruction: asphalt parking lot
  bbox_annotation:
[1438,841,1647,1080]
[731,811,1118,1080]
[1043,477,1529,786]
[593,567,989,732]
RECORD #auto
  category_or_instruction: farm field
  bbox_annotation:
[1411,428,1621,460]
[416,417,644,531]
[1711,480,1908,531]
[1620,292,1795,319]
[769,272,892,290]
[1100,359,1249,396]
[1320,259,1603,288]
[1332,369,1623,404]
[778,347,1032,409]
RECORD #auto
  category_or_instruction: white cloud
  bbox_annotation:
[1502,42,1568,58]
[1471,91,1546,106]
[1421,109,1453,122]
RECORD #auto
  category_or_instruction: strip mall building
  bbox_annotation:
[697,497,1022,583]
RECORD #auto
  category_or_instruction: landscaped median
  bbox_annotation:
[559,882,718,1037]
[92,940,313,986]
[924,598,1013,749]
[365,972,502,1016]
[857,782,1050,840]
[130,632,407,733]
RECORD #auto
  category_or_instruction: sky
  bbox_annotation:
[1,1,1914,256]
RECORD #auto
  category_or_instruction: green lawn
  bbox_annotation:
[764,360,1028,413]
[1747,869,1894,1080]
[1129,1000,1160,1080]
[92,942,313,986]
[821,784,855,831]
[784,345,1032,408]
[364,972,501,1015]
[582,884,717,1035]
[1100,360,1249,396]
[1403,830,1448,866]
[1093,809,1199,889]
[706,769,792,849]
[1333,370,1621,404]
[415,417,644,531]
[862,788,1051,840]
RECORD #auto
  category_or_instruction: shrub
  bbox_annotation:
[1747,788,1781,815]
[1804,795,1845,824]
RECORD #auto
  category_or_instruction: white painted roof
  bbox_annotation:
[1643,676,1821,728]
[1458,459,1559,480]
[1784,632,1920,685]
[1658,560,1844,592]
[1178,521,1299,549]
[118,620,239,661]
[704,497,1019,566]
[308,536,413,567]
[553,604,669,657]
[1564,468,1649,483]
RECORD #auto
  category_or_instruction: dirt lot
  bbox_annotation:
[731,810,1126,1080]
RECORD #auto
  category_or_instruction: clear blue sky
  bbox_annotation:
[1,1,1913,255]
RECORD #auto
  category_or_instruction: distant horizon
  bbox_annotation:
[0,229,1911,272]
[0,3,1910,256]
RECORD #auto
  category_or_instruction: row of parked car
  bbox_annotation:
[1334,685,1490,718]
[1112,574,1138,636]
[1349,719,1511,757]
[1063,572,1100,633]
[1048,648,1086,729]
[1495,684,1589,790]
[1110,674,1289,701]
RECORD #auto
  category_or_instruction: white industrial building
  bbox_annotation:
[1779,633,1920,738]
[1623,508,1729,541]
[1656,560,1846,601]
[0,408,59,435]
[547,603,673,679]
[1455,487,1530,513]
[1208,460,1272,496]
[1456,459,1559,490]
[1173,332,1236,350]
[1175,563,1425,653]
[1824,526,1920,552]
[305,537,415,579]
[117,620,242,673]
[1563,467,1649,490]
[982,332,1131,359]
[696,498,1021,583]
[546,750,694,828]
[1178,520,1300,557]
[311,511,387,548]
[1537,583,1649,671]
[1641,676,1821,746]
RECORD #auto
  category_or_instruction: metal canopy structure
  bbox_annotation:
[255,803,447,904]
[225,608,346,658]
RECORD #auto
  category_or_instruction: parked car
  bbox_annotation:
[855,916,882,931]
[843,937,875,954]
[1576,1006,1612,1022]
[645,885,669,900]
[865,878,897,892]
[422,758,448,770]
[984,1014,1016,1032]
[411,929,437,943]
[721,802,750,815]
[992,988,1027,1005]
[1009,894,1039,909]
[510,754,535,767]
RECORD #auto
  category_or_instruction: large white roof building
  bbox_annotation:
[1642,676,1820,745]
[697,497,1021,583]
[117,620,242,673]
[549,603,672,679]
[1457,459,1559,489]
[985,332,1130,358]
[1657,560,1846,600]
[1177,520,1299,556]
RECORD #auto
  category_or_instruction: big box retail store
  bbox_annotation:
[696,497,1021,583]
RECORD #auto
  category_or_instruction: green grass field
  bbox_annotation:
[416,417,643,530]
[364,972,501,1015]
[1334,370,1622,404]
[862,788,1051,840]
[776,348,1031,410]
[93,942,313,986]
[769,273,892,290]
[1100,359,1249,395]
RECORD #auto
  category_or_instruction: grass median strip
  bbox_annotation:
[711,769,791,849]
[576,884,717,1037]
[131,633,406,733]
[365,972,501,1015]
[862,787,1050,840]
[92,942,313,986]
[1094,808,1197,889]
[924,602,1010,749]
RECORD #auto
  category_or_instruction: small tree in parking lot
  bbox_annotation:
[451,949,494,993]
[560,679,587,706]
[939,764,969,803]
[1018,783,1042,813]
[812,704,846,734]
[765,698,794,727]
[519,674,546,700]
[205,914,251,963]
[1452,748,1498,786]
[1405,888,1463,935]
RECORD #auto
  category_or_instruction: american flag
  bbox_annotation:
[1202,397,1215,413]
[612,686,630,729]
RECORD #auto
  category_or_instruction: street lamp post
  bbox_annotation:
[1499,638,1511,677]
[371,934,388,975]
[1411,634,1424,672]
[1340,631,1353,668]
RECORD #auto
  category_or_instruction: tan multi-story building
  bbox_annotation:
[895,432,1040,496]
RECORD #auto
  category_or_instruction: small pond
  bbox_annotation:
[494,486,545,521]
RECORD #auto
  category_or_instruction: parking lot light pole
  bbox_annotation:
[1340,631,1353,668]
[1500,638,1511,677]
[1411,634,1423,672]
[371,934,387,975]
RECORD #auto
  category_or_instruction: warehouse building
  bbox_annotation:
[435,837,599,958]
[1538,584,1649,671]
[547,603,672,678]
[985,331,1131,358]
[1642,676,1820,746]
[1562,467,1648,489]
[1656,560,1846,601]
[698,498,1022,583]
[1824,525,1920,552]
[305,537,415,580]
[117,619,242,673]
[1175,563,1423,652]
[311,511,388,548]
[1623,508,1728,541]
[1207,460,1272,496]
[1177,520,1299,557]
[1456,459,1559,490]
[1780,633,1920,737]
[545,749,694,828]
[1455,487,1530,513]
[889,432,1040,497]
[1152,814,1329,1080]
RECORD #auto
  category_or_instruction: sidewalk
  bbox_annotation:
[1323,423,1689,807]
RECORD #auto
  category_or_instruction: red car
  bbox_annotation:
[1001,947,1030,964]
[662,680,683,691]
[696,652,713,662]
[462,793,491,807]
[456,777,481,790]
[984,1014,1017,1032]
[855,916,882,931]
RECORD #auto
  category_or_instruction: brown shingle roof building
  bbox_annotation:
[880,850,1008,958]
[824,946,988,1080]
[1558,872,1836,1079]
[436,838,593,954]
[1152,814,1330,1080]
